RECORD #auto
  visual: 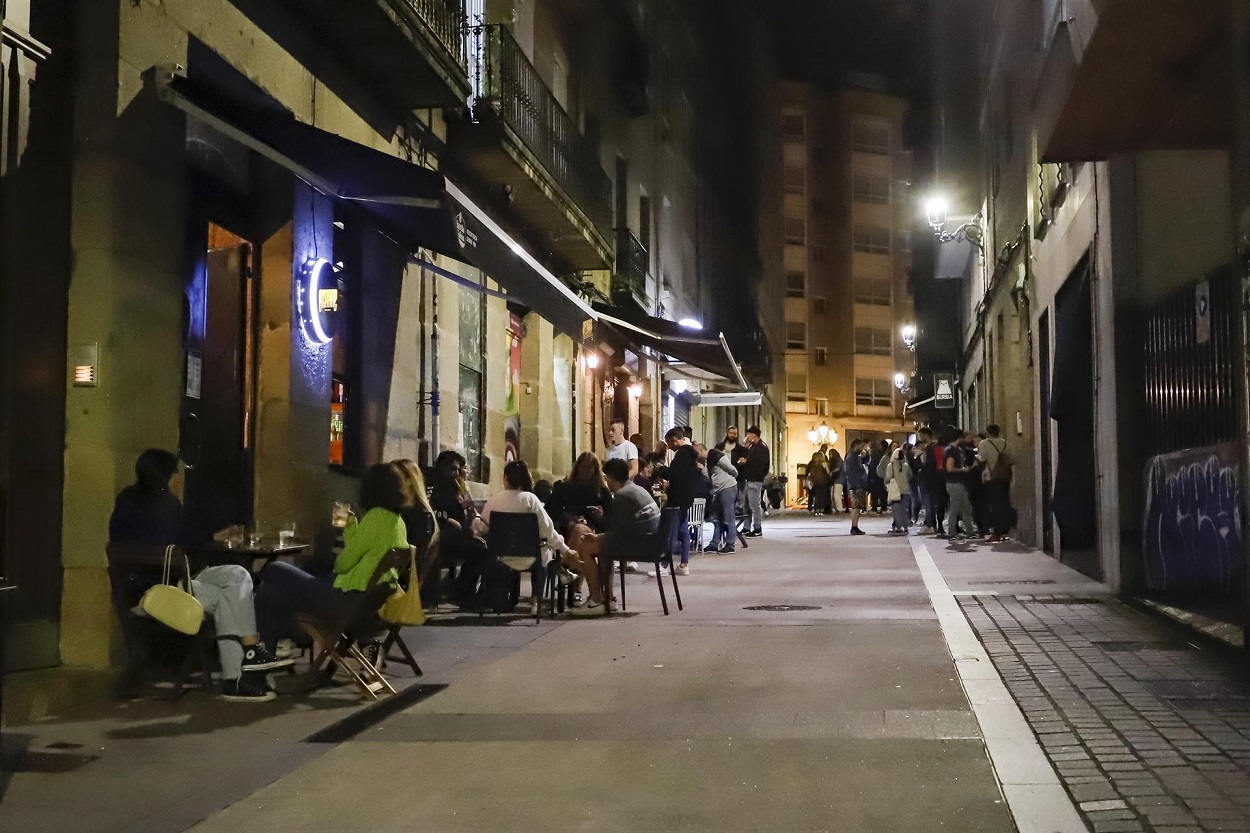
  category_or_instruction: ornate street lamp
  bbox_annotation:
[894,371,911,396]
[807,422,837,446]
[924,195,985,252]
[900,324,917,352]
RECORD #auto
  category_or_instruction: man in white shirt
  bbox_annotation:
[605,418,640,479]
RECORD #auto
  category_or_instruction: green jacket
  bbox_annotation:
[333,508,407,592]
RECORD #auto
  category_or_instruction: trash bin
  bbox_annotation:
[0,580,13,731]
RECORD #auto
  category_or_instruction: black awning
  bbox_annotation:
[594,304,749,390]
[158,71,595,336]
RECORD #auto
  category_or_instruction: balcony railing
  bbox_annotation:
[393,0,468,70]
[470,24,613,241]
[614,229,649,305]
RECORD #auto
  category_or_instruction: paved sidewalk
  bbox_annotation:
[935,535,1250,833]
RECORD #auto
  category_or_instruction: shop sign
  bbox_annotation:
[934,373,956,409]
[298,257,342,344]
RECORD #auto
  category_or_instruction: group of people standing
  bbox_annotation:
[809,425,1015,542]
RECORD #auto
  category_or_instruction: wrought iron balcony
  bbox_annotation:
[613,229,649,307]
[283,0,470,109]
[468,24,614,249]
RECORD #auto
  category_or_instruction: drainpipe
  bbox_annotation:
[430,270,441,459]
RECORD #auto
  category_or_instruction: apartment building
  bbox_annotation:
[929,0,1246,639]
[779,81,915,502]
[0,0,782,713]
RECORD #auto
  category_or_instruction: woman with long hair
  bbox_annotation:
[393,459,440,607]
[549,452,613,533]
[426,450,489,607]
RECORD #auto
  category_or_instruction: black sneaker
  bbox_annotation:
[717,544,735,553]
[220,676,277,703]
[241,641,295,672]
[849,528,866,536]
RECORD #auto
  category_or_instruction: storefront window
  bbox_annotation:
[459,284,486,481]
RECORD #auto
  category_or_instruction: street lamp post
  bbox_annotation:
[924,195,985,253]
[806,422,837,446]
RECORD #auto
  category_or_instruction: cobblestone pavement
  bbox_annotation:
[961,593,1250,833]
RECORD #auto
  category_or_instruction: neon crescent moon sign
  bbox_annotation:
[300,257,338,344]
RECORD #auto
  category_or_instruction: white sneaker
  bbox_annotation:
[674,564,691,576]
[274,638,298,660]
[623,561,640,573]
[646,566,671,578]
[570,600,606,616]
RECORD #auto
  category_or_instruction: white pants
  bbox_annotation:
[832,484,845,512]
[191,564,257,680]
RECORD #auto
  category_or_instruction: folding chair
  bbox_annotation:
[380,541,426,678]
[297,546,413,700]
[688,497,707,552]
[486,512,557,622]
[105,543,215,701]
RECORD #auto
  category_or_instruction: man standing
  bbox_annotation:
[844,439,869,536]
[944,430,979,542]
[605,417,640,479]
[653,426,698,576]
[978,424,1013,543]
[739,426,771,537]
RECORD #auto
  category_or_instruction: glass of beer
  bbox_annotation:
[332,502,352,528]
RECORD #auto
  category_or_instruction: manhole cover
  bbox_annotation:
[981,580,1057,586]
[1024,597,1108,605]
[0,750,100,774]
[743,604,822,612]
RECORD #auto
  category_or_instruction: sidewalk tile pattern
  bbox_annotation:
[961,593,1250,833]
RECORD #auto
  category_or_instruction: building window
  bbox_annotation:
[811,196,826,215]
[815,397,829,416]
[813,245,827,264]
[811,144,826,164]
[853,225,891,254]
[814,347,828,366]
[786,271,806,298]
[897,229,912,253]
[459,284,486,481]
[786,321,807,350]
[813,296,827,315]
[784,164,806,194]
[853,276,892,305]
[852,174,890,205]
[786,372,808,402]
[785,216,806,245]
[854,327,893,356]
[856,377,893,407]
[781,112,805,139]
[852,121,890,155]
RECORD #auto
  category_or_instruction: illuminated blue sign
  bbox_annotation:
[298,257,341,344]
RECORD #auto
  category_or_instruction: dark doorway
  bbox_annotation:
[1050,258,1099,578]
[1038,309,1054,554]
[180,224,256,543]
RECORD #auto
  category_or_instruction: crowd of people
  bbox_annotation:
[803,424,1016,543]
[106,423,776,702]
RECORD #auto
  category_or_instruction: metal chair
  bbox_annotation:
[599,514,684,616]
[688,497,707,552]
[485,512,557,622]
[297,546,413,700]
[105,543,215,701]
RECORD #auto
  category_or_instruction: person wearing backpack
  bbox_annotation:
[978,424,1013,543]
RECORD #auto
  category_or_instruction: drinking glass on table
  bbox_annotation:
[279,521,297,547]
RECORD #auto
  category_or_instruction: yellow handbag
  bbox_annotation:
[379,548,426,627]
[140,545,204,636]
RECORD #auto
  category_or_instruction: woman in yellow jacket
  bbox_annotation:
[259,463,409,623]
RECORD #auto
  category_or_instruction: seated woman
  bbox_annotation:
[481,461,603,616]
[393,459,439,608]
[259,462,409,635]
[108,449,292,703]
[428,450,490,608]
[548,453,613,534]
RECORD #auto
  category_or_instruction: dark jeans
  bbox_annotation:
[438,526,490,606]
[924,481,949,532]
[257,560,362,639]
[983,479,1013,534]
[661,506,691,566]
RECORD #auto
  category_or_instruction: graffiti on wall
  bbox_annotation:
[1142,443,1242,597]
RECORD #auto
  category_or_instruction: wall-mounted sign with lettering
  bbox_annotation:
[298,257,342,344]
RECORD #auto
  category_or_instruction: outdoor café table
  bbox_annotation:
[186,541,310,574]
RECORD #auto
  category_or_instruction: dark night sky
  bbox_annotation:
[768,0,929,94]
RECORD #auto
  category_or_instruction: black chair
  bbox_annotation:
[296,546,413,700]
[599,523,684,617]
[485,512,557,622]
[105,543,216,701]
